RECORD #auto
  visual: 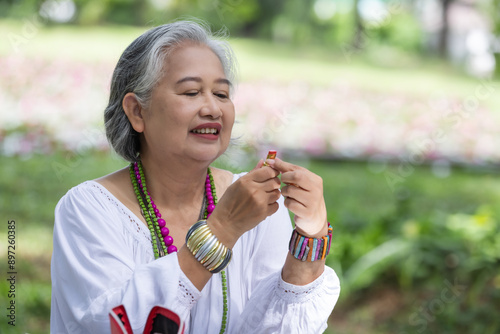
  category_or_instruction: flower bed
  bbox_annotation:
[2,55,499,165]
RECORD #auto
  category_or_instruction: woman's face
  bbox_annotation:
[141,43,234,164]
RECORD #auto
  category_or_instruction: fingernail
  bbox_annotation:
[266,159,275,166]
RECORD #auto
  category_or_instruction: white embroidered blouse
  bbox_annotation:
[50,173,340,334]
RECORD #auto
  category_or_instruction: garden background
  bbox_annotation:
[1,0,500,333]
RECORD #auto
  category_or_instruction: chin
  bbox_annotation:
[192,146,226,163]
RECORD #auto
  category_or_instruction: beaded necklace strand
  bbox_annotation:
[129,161,228,334]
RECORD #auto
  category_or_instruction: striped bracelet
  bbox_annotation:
[186,220,232,273]
[289,223,333,262]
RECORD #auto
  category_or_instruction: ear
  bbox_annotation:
[123,92,145,133]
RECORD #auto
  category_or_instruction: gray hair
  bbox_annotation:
[104,20,238,162]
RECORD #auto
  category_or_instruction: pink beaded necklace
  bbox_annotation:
[129,161,216,257]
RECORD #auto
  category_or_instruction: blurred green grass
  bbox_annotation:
[0,151,126,334]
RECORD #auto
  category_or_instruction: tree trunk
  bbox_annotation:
[353,0,365,50]
[438,0,453,58]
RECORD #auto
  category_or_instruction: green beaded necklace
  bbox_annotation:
[129,162,228,333]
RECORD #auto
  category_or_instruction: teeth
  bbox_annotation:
[192,128,218,134]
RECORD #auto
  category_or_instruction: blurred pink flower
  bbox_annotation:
[1,55,499,164]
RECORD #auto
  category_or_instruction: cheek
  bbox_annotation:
[223,105,235,139]
[224,103,235,125]
[158,105,191,133]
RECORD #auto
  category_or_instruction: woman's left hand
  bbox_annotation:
[266,157,328,238]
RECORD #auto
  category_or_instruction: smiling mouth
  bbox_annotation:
[190,128,219,135]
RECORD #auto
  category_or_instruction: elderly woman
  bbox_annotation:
[51,21,340,333]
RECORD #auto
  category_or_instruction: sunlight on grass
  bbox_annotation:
[0,19,145,63]
[21,225,54,256]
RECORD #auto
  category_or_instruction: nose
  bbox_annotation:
[200,93,223,119]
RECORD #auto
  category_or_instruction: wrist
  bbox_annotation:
[294,219,328,239]
[206,214,240,249]
[186,220,233,273]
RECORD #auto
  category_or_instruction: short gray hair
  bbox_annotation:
[104,20,237,162]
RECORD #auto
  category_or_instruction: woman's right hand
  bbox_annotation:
[207,160,282,248]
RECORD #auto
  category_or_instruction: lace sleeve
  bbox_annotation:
[236,268,340,333]
[276,269,326,302]
[177,270,202,309]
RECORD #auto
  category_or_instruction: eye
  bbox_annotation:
[214,92,229,99]
[184,91,199,97]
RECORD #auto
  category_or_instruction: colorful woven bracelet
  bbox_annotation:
[186,220,232,273]
[289,223,333,262]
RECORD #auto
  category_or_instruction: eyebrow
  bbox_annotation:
[175,76,232,86]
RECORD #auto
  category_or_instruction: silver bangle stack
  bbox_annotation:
[186,220,232,273]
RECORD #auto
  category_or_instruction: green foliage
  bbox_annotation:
[74,0,147,25]
[312,159,500,333]
[1,0,426,56]
[366,12,423,53]
[0,0,42,19]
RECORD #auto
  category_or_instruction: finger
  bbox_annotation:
[281,184,308,202]
[266,188,281,204]
[267,202,279,216]
[251,159,264,171]
[282,187,307,208]
[251,165,280,183]
[265,157,300,173]
[280,171,309,191]
[283,197,307,216]
[261,177,282,192]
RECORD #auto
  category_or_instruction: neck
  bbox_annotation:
[138,152,210,210]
